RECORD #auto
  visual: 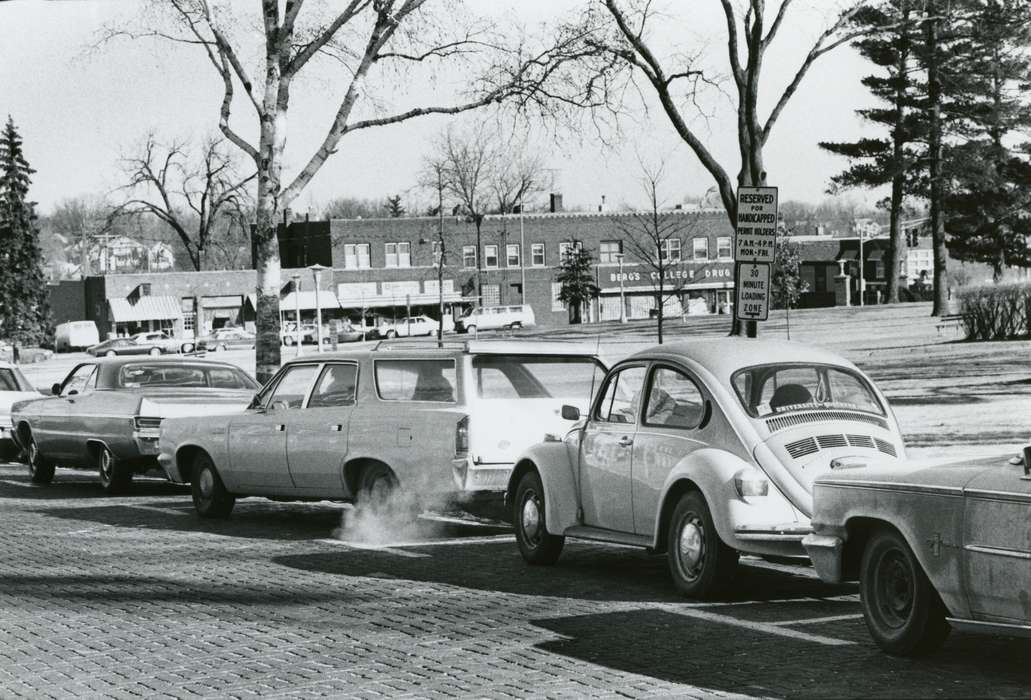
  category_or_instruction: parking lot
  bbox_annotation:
[3,304,1031,698]
[2,461,1029,699]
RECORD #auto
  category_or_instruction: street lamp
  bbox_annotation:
[309,263,329,353]
[291,272,302,355]
[615,252,627,323]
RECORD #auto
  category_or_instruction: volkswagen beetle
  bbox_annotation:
[506,338,905,598]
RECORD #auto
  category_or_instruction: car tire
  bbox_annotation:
[148,347,161,356]
[26,433,55,485]
[97,444,133,494]
[192,452,235,518]
[385,330,397,339]
[860,528,951,656]
[513,469,565,565]
[667,491,738,599]
[357,463,400,510]
[283,336,294,346]
[105,350,117,357]
[180,343,194,354]
[464,325,476,335]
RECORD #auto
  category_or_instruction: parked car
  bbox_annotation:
[158,340,607,518]
[336,321,366,343]
[54,321,100,352]
[130,330,195,354]
[195,328,256,352]
[88,337,165,357]
[374,315,438,339]
[456,304,536,334]
[506,339,906,599]
[9,357,260,492]
[281,323,330,346]
[803,449,1031,656]
[0,361,42,460]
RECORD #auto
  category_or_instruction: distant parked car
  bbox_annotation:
[0,361,42,460]
[456,304,535,334]
[9,357,260,492]
[158,340,606,518]
[281,323,330,346]
[130,330,195,354]
[55,321,100,352]
[195,328,256,352]
[88,337,164,357]
[804,450,1031,656]
[507,339,906,599]
[375,315,437,338]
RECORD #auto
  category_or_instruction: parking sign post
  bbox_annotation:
[734,186,778,333]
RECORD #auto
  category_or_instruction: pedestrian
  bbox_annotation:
[12,344,19,365]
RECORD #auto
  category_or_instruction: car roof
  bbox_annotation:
[280,339,601,366]
[89,356,243,368]
[624,339,858,379]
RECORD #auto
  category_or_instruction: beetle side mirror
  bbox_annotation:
[561,405,580,421]
[51,383,62,396]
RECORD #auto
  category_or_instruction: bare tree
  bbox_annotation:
[489,145,551,214]
[106,1,599,381]
[575,0,871,334]
[110,135,253,272]
[45,195,117,277]
[615,163,702,344]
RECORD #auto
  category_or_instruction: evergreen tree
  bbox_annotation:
[384,194,405,218]
[554,244,599,325]
[0,116,52,347]
[770,239,809,310]
[944,0,1031,280]
[820,0,923,303]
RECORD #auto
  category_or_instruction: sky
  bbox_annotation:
[0,0,880,216]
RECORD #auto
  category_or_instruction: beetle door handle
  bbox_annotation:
[618,436,634,447]
[331,424,343,432]
[275,424,285,432]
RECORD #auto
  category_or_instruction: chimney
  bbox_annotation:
[598,195,607,213]
[549,193,563,213]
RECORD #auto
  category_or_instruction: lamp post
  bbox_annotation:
[519,198,526,304]
[858,227,865,307]
[291,272,302,355]
[309,263,328,353]
[615,252,626,323]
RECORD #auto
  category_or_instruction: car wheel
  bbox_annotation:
[667,491,738,599]
[513,469,565,565]
[356,463,400,509]
[97,444,132,494]
[180,343,195,354]
[192,453,235,518]
[26,433,55,485]
[860,528,951,656]
[148,347,161,356]
[105,350,117,357]
[283,335,294,346]
[464,325,476,334]
[385,330,397,339]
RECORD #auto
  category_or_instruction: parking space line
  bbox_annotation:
[771,614,863,627]
[315,539,429,558]
[662,606,855,646]
[124,504,191,516]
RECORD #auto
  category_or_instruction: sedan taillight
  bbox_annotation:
[455,416,469,457]
[133,416,163,431]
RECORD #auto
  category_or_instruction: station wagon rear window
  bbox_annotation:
[473,355,605,400]
[732,363,884,418]
[117,363,258,390]
[375,359,456,402]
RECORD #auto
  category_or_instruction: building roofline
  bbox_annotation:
[321,208,729,224]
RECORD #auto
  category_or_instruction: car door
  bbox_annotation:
[285,362,359,496]
[227,363,320,492]
[578,364,647,533]
[962,463,1031,623]
[46,363,99,460]
[631,365,709,536]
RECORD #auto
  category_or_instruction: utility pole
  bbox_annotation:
[436,166,446,348]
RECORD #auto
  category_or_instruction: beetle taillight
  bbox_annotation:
[455,416,469,457]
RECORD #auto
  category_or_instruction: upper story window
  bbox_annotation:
[692,237,708,261]
[344,243,371,269]
[599,240,623,264]
[559,240,583,261]
[385,242,411,268]
[506,244,521,267]
[717,236,732,261]
[660,238,681,263]
[462,245,476,269]
[485,245,499,269]
[431,240,443,267]
[531,243,545,267]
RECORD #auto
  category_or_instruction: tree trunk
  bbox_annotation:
[887,1,910,305]
[474,218,483,302]
[925,13,949,316]
[656,277,664,344]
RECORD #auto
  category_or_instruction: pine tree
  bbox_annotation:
[555,244,599,325]
[770,239,809,310]
[820,0,923,303]
[384,194,405,218]
[0,116,52,347]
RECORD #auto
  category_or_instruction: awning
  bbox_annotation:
[337,291,464,309]
[109,296,182,323]
[867,249,885,261]
[837,249,858,261]
[280,290,341,310]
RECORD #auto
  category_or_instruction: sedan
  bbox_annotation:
[195,328,256,352]
[0,361,42,459]
[507,339,906,598]
[88,337,164,357]
[10,357,259,493]
[376,315,437,338]
[803,449,1031,656]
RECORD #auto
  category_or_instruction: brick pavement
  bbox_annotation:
[1,464,1029,699]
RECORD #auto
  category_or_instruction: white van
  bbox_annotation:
[54,321,100,352]
[455,304,536,334]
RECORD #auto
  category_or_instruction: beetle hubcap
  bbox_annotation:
[678,515,705,580]
[521,492,543,546]
[198,468,214,499]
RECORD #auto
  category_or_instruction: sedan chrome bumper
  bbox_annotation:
[802,533,845,584]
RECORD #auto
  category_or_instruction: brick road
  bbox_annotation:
[1,463,1028,699]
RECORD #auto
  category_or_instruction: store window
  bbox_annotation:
[482,283,501,306]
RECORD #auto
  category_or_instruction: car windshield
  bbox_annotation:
[473,355,606,400]
[0,367,33,392]
[731,363,884,418]
[117,363,259,390]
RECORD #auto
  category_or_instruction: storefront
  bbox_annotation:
[108,295,183,337]
[596,262,735,320]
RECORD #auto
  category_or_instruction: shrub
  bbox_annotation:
[957,282,1031,340]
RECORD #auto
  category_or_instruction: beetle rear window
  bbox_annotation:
[732,363,884,417]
